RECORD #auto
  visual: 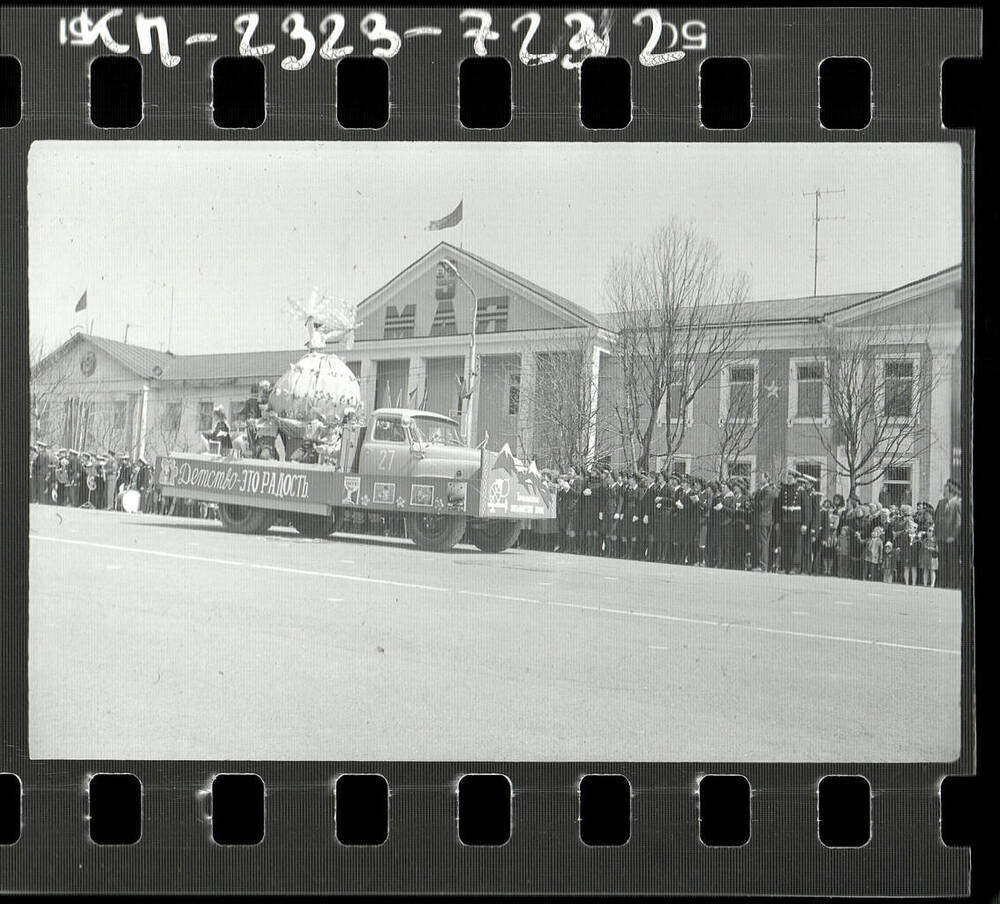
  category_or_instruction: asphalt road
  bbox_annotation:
[28,504,962,762]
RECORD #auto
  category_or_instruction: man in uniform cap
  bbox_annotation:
[66,449,83,507]
[753,471,778,571]
[795,474,816,575]
[32,442,53,504]
[103,451,118,509]
[777,469,802,573]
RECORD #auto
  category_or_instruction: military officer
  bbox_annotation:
[777,470,802,573]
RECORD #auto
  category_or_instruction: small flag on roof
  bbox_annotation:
[426,200,463,231]
[74,290,87,312]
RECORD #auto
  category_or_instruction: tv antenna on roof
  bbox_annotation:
[803,188,845,296]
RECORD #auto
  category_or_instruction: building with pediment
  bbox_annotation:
[30,243,962,504]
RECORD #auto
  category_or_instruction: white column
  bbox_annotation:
[408,356,427,410]
[586,344,605,462]
[517,349,536,459]
[359,358,377,415]
[928,342,957,500]
[137,383,149,460]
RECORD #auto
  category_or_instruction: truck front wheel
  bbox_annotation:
[289,509,344,538]
[469,519,523,553]
[406,513,467,552]
[218,504,274,535]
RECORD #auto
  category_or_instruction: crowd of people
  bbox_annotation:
[519,467,964,589]
[28,442,162,513]
[27,437,413,535]
[29,429,965,590]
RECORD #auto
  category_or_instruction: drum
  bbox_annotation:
[121,489,142,513]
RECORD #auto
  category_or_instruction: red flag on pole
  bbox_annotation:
[426,200,463,231]
[74,290,87,312]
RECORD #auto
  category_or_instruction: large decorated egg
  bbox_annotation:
[268,351,362,424]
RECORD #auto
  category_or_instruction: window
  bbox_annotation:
[670,457,690,476]
[508,371,521,415]
[881,464,913,507]
[111,400,127,430]
[164,402,182,433]
[721,360,758,424]
[430,300,457,337]
[384,304,416,340]
[657,378,694,425]
[884,359,915,418]
[197,401,214,431]
[372,416,406,443]
[476,296,509,333]
[730,366,755,413]
[795,363,824,418]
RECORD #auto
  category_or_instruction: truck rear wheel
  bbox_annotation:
[407,513,467,552]
[218,503,274,535]
[469,519,523,553]
[289,509,344,538]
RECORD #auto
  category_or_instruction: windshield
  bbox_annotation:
[410,416,463,446]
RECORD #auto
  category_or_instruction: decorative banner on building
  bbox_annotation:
[435,260,457,300]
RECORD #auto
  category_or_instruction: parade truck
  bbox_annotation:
[155,408,556,552]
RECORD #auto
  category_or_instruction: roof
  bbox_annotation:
[32,333,177,380]
[358,241,607,331]
[594,291,877,331]
[449,244,606,330]
[84,335,177,377]
[738,291,878,323]
[152,347,315,383]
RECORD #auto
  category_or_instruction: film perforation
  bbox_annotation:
[816,773,871,848]
[88,55,143,128]
[817,57,873,131]
[0,4,981,895]
[212,56,266,129]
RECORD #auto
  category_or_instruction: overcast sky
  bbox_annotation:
[28,141,961,356]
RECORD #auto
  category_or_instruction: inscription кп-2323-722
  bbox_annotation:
[58,9,707,71]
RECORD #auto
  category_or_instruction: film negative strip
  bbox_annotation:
[0,4,982,895]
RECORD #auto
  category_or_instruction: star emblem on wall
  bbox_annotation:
[765,380,781,399]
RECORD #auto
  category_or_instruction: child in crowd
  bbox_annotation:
[921,525,938,587]
[905,515,921,586]
[820,500,839,575]
[835,524,852,578]
[865,525,884,581]
[882,538,895,583]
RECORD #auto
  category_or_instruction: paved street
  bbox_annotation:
[28,504,961,762]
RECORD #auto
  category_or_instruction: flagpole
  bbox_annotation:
[459,194,464,249]
[167,286,175,352]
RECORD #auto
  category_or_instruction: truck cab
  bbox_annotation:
[359,409,481,482]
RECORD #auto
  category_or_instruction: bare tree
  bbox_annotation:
[30,338,76,445]
[513,334,609,470]
[807,318,940,499]
[716,365,759,479]
[605,219,751,470]
[149,399,191,458]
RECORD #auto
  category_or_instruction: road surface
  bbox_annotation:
[28,504,962,761]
